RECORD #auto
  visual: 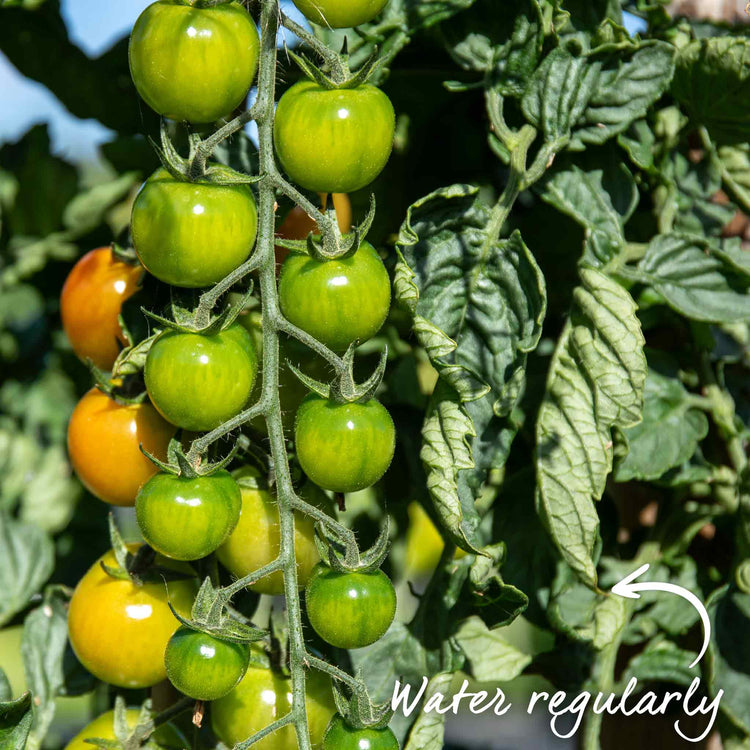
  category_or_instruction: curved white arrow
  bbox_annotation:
[611,563,710,668]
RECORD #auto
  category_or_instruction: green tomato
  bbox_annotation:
[295,395,395,493]
[64,708,187,750]
[274,81,395,194]
[212,662,335,749]
[145,322,258,432]
[292,0,388,28]
[129,0,259,123]
[278,242,391,352]
[323,714,400,750]
[164,626,249,701]
[132,167,257,288]
[306,564,396,649]
[136,471,241,560]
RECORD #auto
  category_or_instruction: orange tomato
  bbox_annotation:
[67,388,175,506]
[67,546,197,689]
[60,247,142,370]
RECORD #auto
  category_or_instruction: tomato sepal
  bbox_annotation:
[289,47,384,90]
[331,678,395,732]
[316,517,391,574]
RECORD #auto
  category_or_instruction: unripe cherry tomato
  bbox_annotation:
[67,388,175,507]
[67,546,197,689]
[129,0,259,123]
[136,471,242,561]
[295,395,395,493]
[132,167,258,288]
[145,322,258,432]
[164,626,249,701]
[292,0,388,28]
[216,474,329,595]
[60,247,142,370]
[212,661,335,749]
[274,81,395,194]
[305,564,396,649]
[323,714,400,750]
[278,241,391,352]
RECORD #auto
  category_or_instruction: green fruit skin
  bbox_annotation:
[323,715,400,750]
[212,664,335,749]
[305,565,396,649]
[132,167,258,288]
[292,0,388,28]
[145,323,258,432]
[129,0,259,123]
[278,242,391,352]
[164,627,249,701]
[136,471,242,561]
[274,81,395,194]
[64,709,187,750]
[295,395,395,493]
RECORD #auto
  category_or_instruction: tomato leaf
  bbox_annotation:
[622,640,697,688]
[0,692,32,750]
[0,512,54,626]
[536,268,646,588]
[402,672,454,750]
[454,616,531,681]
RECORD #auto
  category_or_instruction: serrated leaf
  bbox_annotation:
[615,368,709,482]
[635,234,750,324]
[672,37,750,145]
[455,616,531,681]
[403,672,454,750]
[0,692,32,750]
[536,269,646,587]
[0,511,54,626]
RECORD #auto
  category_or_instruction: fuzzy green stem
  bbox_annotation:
[234,713,294,749]
[279,11,345,79]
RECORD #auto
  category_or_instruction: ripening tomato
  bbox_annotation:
[306,565,396,649]
[278,241,391,352]
[216,472,330,595]
[67,388,175,506]
[323,714,400,750]
[67,546,197,689]
[64,709,187,750]
[292,0,388,28]
[129,0,259,123]
[136,471,242,561]
[144,322,258,432]
[164,626,249,701]
[60,247,142,370]
[405,501,445,576]
[275,193,352,267]
[274,81,395,194]
[295,395,395,493]
[212,662,335,749]
[132,167,258,288]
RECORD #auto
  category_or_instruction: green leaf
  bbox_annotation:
[672,37,750,145]
[536,268,646,587]
[634,234,750,324]
[717,143,750,213]
[0,671,11,702]
[454,616,531,681]
[0,512,54,626]
[403,672,454,750]
[539,162,635,265]
[617,119,655,171]
[62,172,138,236]
[622,639,697,688]
[0,692,32,750]
[21,588,70,746]
[615,367,709,482]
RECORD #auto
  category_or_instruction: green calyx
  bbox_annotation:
[141,436,238,478]
[331,682,394,732]
[290,46,384,90]
[315,517,391,573]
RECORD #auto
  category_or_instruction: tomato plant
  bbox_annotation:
[292,0,388,28]
[5,0,750,749]
[305,565,397,649]
[136,470,242,561]
[60,247,142,370]
[67,388,175,506]
[323,714,399,750]
[279,241,391,351]
[131,167,258,288]
[145,322,258,431]
[67,547,197,689]
[164,626,249,701]
[211,664,335,749]
[64,708,187,750]
[274,81,395,193]
[295,394,395,493]
[129,0,259,123]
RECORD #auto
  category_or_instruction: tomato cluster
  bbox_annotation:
[61,0,400,745]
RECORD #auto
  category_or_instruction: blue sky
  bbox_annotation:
[0,2,648,162]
